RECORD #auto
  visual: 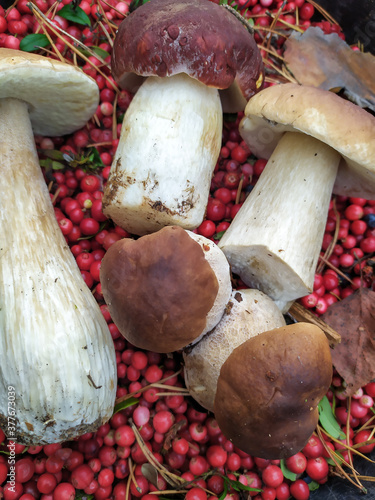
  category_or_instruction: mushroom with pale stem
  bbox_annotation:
[100,225,232,353]
[183,288,286,412]
[102,0,264,236]
[0,49,117,444]
[219,83,375,311]
[214,322,333,459]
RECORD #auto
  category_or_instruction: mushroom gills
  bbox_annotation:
[219,131,341,309]
[103,73,223,235]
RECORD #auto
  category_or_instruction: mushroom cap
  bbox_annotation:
[213,322,333,459]
[111,0,264,112]
[239,82,375,199]
[100,226,231,353]
[183,289,286,412]
[0,48,99,136]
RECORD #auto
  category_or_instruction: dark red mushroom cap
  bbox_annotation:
[111,0,264,107]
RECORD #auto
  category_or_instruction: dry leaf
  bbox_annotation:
[321,288,375,396]
[284,26,375,111]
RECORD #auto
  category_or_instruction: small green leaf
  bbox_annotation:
[213,230,226,241]
[113,396,139,414]
[58,4,91,26]
[280,459,298,481]
[308,480,320,492]
[20,33,50,52]
[39,149,66,161]
[318,396,346,440]
[129,0,152,12]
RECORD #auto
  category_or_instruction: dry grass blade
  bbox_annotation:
[306,0,338,25]
[115,369,184,405]
[26,2,119,92]
[316,198,340,274]
[131,422,186,489]
[316,426,367,493]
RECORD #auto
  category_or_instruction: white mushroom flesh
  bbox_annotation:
[103,73,223,235]
[219,131,341,309]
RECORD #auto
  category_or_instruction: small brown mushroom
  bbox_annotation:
[100,226,232,353]
[183,289,286,412]
[214,322,332,459]
[102,0,264,235]
[219,83,375,310]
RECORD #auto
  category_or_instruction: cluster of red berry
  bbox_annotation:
[0,0,374,499]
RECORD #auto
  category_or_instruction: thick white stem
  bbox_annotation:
[103,73,223,235]
[219,132,341,309]
[0,98,116,444]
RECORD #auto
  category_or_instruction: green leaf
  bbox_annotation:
[75,490,94,500]
[77,45,110,61]
[58,4,91,26]
[39,149,66,161]
[280,459,298,481]
[308,480,320,492]
[113,396,139,414]
[129,0,152,12]
[89,147,105,168]
[19,33,50,52]
[318,396,346,440]
[213,230,226,241]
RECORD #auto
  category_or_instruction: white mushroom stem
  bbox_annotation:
[219,131,341,311]
[102,73,223,236]
[0,97,116,444]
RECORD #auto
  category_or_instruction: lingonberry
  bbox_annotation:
[302,435,324,458]
[289,479,310,500]
[206,198,226,221]
[305,456,329,481]
[189,455,209,475]
[262,465,284,489]
[285,452,307,474]
[36,473,57,494]
[197,220,216,238]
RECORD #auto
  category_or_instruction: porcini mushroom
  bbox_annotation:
[0,49,117,444]
[183,289,286,412]
[100,226,232,352]
[214,323,333,459]
[102,0,264,235]
[219,83,375,309]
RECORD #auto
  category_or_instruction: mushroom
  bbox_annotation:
[213,322,333,459]
[0,49,117,444]
[183,288,286,412]
[100,226,232,352]
[102,0,264,235]
[219,83,375,310]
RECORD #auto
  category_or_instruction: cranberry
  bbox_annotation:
[289,479,310,500]
[206,198,226,221]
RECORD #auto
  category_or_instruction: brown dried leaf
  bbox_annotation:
[284,26,375,111]
[321,288,375,396]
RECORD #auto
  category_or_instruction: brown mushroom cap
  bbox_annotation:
[100,226,231,353]
[183,289,286,412]
[111,0,264,111]
[239,82,375,198]
[214,322,332,459]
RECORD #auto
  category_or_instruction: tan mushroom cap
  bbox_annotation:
[0,48,99,136]
[100,226,231,353]
[111,0,264,112]
[183,288,286,412]
[214,322,333,459]
[239,83,375,198]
